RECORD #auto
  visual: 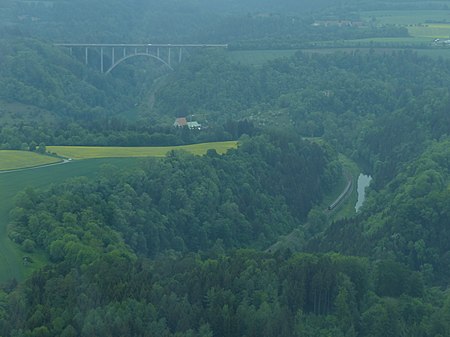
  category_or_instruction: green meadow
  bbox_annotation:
[361,9,450,41]
[0,151,61,171]
[342,36,432,45]
[361,10,450,25]
[47,141,238,159]
[409,23,450,38]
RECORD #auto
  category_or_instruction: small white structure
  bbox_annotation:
[187,121,202,130]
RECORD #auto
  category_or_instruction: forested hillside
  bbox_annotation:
[0,39,138,118]
[0,40,252,148]
[156,50,450,185]
[9,133,338,255]
[5,250,447,337]
[1,0,406,46]
[2,0,450,336]
[2,135,450,336]
[313,138,450,284]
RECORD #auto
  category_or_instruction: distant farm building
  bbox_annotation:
[173,117,202,130]
[433,39,450,46]
[173,117,188,127]
[312,20,365,27]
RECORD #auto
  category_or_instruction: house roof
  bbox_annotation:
[174,117,187,127]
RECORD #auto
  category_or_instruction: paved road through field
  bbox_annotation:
[0,159,71,174]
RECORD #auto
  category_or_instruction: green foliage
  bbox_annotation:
[2,2,450,336]
[9,134,336,257]
[36,143,45,154]
[0,157,145,283]
[2,130,447,336]
[155,50,450,185]
[317,139,450,284]
[0,248,445,337]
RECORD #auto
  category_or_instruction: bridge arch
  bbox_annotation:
[54,43,228,73]
[106,53,173,74]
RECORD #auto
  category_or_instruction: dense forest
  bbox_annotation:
[1,0,450,336]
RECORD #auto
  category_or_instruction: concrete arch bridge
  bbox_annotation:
[54,43,228,74]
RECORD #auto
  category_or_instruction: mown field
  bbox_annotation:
[0,151,61,171]
[225,8,450,65]
[343,36,432,45]
[361,9,450,41]
[409,23,450,38]
[0,157,144,283]
[361,9,450,25]
[47,141,238,159]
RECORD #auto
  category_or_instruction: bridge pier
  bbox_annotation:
[100,47,104,73]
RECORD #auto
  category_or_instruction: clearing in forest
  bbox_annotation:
[47,141,238,159]
[0,151,61,171]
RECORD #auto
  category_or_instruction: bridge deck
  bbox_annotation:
[54,43,228,48]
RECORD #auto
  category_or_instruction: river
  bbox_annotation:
[355,173,372,212]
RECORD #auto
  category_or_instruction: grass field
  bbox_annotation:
[0,151,61,171]
[47,141,238,159]
[361,9,450,41]
[0,157,144,283]
[409,23,450,38]
[303,46,450,59]
[361,10,450,25]
[343,36,433,45]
